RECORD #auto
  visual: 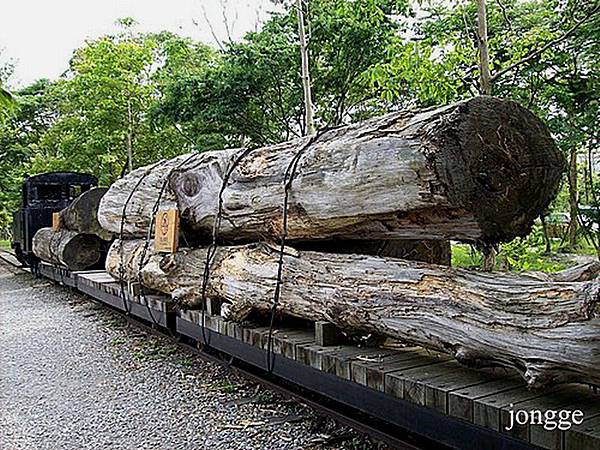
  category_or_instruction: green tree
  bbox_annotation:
[30,25,215,185]
[157,0,409,147]
[0,79,57,230]
[0,25,216,230]
[0,51,16,122]
[369,0,599,259]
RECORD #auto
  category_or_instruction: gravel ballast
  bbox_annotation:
[0,261,383,450]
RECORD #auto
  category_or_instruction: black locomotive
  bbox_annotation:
[11,172,98,266]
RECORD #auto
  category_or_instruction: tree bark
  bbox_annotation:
[126,98,134,173]
[59,187,113,240]
[568,147,579,248]
[296,0,315,136]
[33,227,103,271]
[98,97,564,246]
[476,0,491,95]
[106,239,600,389]
[540,213,552,254]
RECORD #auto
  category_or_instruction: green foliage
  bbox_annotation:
[0,79,56,229]
[0,53,16,122]
[452,226,568,273]
[497,227,565,272]
[156,0,409,147]
[24,30,216,185]
[0,85,14,115]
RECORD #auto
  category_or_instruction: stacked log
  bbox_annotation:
[97,96,597,388]
[106,239,599,389]
[33,187,112,270]
[33,228,104,271]
[59,187,113,240]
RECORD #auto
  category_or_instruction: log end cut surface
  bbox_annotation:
[33,227,103,271]
[428,96,564,244]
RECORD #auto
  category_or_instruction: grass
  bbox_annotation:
[0,240,10,250]
[452,242,568,273]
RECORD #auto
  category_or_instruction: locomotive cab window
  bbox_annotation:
[30,184,66,202]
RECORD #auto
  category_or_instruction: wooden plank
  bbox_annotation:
[398,361,500,413]
[296,344,357,371]
[270,329,314,359]
[242,326,272,348]
[140,294,173,312]
[398,360,462,404]
[225,320,243,341]
[178,309,197,323]
[329,347,394,380]
[72,269,106,275]
[315,321,346,346]
[473,386,556,432]
[205,298,221,316]
[499,385,576,443]
[537,386,600,450]
[319,346,375,376]
[78,272,115,284]
[351,348,441,391]
[565,415,600,450]
[448,377,522,422]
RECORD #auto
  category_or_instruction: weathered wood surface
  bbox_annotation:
[98,97,563,245]
[60,188,113,241]
[59,187,112,240]
[106,239,600,389]
[33,227,103,270]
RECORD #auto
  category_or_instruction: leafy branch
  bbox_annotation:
[490,3,600,82]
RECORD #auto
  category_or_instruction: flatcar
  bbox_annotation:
[11,172,98,266]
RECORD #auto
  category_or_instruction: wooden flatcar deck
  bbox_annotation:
[36,261,600,450]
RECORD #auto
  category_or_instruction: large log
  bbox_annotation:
[106,239,600,389]
[98,97,563,245]
[59,187,113,240]
[33,227,103,270]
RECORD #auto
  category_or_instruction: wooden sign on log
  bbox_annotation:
[52,212,61,231]
[154,209,179,253]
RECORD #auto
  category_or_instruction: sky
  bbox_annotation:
[0,0,280,88]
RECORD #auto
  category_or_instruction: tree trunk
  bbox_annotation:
[476,0,491,95]
[126,98,134,173]
[540,213,552,254]
[296,0,315,136]
[524,260,600,282]
[59,187,112,240]
[568,147,579,249]
[106,239,600,389]
[98,97,564,246]
[33,227,103,271]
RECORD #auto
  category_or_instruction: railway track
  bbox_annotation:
[0,249,22,268]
